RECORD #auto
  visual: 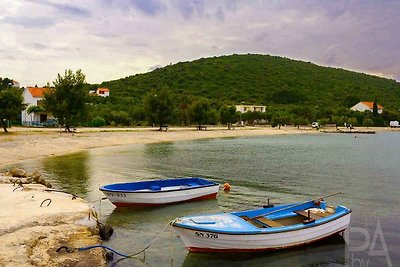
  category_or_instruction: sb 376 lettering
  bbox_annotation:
[195,232,218,239]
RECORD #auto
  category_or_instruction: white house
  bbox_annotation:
[21,87,54,126]
[89,87,110,97]
[96,87,110,97]
[12,80,20,88]
[235,105,266,113]
[350,101,383,114]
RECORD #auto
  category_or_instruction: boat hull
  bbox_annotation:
[173,213,351,252]
[101,184,219,207]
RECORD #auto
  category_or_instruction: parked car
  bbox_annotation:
[45,119,58,127]
[389,121,400,128]
[311,122,319,128]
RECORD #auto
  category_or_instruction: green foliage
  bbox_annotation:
[100,54,400,109]
[271,112,290,129]
[0,78,13,90]
[143,89,174,128]
[363,118,373,127]
[317,118,330,127]
[188,98,211,129]
[331,115,345,127]
[373,98,378,116]
[44,70,88,132]
[177,94,192,126]
[0,78,25,132]
[33,55,400,128]
[91,116,106,127]
[344,95,360,108]
[220,105,238,129]
[271,89,307,104]
[293,117,309,129]
[27,105,45,114]
[347,117,358,126]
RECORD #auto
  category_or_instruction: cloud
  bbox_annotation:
[1,16,56,28]
[130,0,166,16]
[1,0,399,86]
[24,0,90,17]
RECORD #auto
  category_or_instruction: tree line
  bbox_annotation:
[1,69,400,133]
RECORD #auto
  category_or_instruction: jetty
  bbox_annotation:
[320,129,375,134]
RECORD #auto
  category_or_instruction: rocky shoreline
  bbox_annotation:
[0,169,106,267]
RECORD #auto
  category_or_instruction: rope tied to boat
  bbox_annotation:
[56,219,175,260]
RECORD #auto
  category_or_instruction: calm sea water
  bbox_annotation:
[9,133,400,266]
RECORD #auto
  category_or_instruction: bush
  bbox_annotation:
[91,116,106,127]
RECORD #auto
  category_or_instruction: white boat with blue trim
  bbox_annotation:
[100,177,219,207]
[172,194,351,252]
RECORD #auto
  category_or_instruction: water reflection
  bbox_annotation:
[182,235,347,267]
[144,142,176,157]
[42,151,91,196]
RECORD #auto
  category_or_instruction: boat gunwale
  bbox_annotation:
[185,228,347,253]
[99,178,219,193]
[100,183,219,193]
[172,209,352,235]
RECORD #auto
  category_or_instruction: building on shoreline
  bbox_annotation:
[235,105,266,113]
[350,101,383,114]
[89,87,110,97]
[21,87,55,126]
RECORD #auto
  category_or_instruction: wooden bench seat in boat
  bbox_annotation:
[240,216,283,228]
[254,216,283,227]
[294,210,330,220]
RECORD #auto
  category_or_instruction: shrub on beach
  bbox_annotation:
[91,116,106,127]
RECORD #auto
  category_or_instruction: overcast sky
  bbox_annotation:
[1,0,399,86]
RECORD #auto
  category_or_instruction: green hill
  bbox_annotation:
[101,54,400,108]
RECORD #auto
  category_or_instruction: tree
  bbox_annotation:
[363,117,373,128]
[348,117,358,127]
[178,94,192,126]
[44,70,88,132]
[143,89,174,130]
[317,118,330,128]
[27,105,45,114]
[271,113,290,129]
[189,98,211,130]
[373,97,378,116]
[220,105,237,130]
[293,117,308,129]
[0,78,25,132]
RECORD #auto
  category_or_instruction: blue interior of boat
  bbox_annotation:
[173,200,352,234]
[100,177,217,192]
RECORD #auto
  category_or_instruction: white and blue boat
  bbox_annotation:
[100,177,219,207]
[172,196,351,252]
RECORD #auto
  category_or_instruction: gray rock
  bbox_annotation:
[9,168,27,178]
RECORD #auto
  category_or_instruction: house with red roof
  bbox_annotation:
[89,87,110,97]
[96,87,110,97]
[350,101,383,114]
[21,86,55,126]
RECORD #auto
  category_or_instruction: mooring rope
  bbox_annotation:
[58,219,175,260]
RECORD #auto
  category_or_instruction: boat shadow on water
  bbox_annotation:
[182,234,347,267]
[103,199,221,228]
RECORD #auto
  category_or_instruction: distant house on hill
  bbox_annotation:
[90,87,110,97]
[350,101,383,114]
[235,105,266,113]
[12,80,20,88]
[21,86,55,126]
